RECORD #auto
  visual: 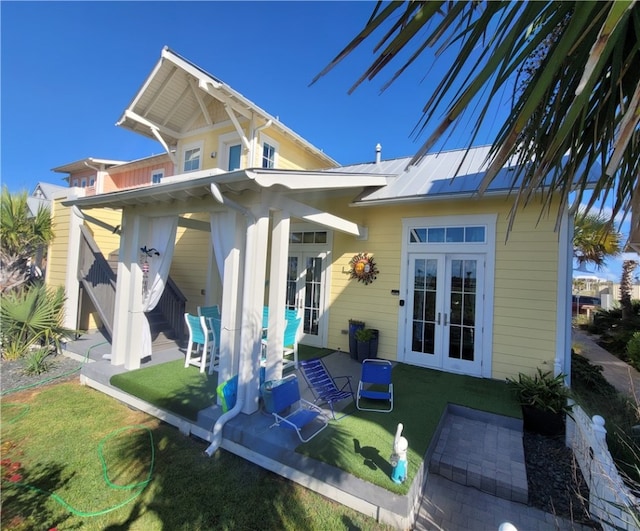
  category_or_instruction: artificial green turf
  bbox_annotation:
[109,345,333,421]
[110,360,218,421]
[110,355,521,495]
[298,363,522,494]
[297,344,335,361]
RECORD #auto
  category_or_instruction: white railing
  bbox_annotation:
[566,404,639,530]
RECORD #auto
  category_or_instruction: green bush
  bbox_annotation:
[627,331,640,371]
[507,368,573,414]
[588,301,640,360]
[0,283,77,361]
[23,347,53,375]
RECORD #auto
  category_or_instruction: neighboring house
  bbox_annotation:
[47,47,593,418]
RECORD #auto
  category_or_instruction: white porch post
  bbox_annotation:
[239,204,270,414]
[217,211,246,386]
[111,211,147,369]
[264,209,290,382]
[63,206,83,330]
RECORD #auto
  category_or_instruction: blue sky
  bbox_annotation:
[1,1,634,281]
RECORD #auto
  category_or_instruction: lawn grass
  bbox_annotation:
[299,363,521,494]
[0,382,393,530]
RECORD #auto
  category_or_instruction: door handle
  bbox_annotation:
[436,312,441,325]
[444,313,449,326]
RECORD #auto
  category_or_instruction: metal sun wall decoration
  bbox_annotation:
[348,252,379,285]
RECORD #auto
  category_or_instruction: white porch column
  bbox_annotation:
[217,211,246,385]
[264,209,290,382]
[239,204,270,414]
[63,206,83,330]
[111,211,147,369]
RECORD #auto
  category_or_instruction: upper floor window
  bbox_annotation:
[89,177,95,187]
[151,170,164,184]
[228,144,241,171]
[260,134,279,169]
[81,178,87,188]
[72,179,79,187]
[182,141,203,173]
[262,143,276,168]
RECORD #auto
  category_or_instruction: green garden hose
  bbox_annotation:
[5,425,155,517]
[1,341,156,518]
[1,340,109,396]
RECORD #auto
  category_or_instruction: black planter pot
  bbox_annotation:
[348,320,365,360]
[357,340,370,363]
[522,405,565,437]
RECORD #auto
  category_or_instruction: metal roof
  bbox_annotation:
[330,146,601,204]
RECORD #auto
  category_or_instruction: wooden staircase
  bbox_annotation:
[78,225,186,349]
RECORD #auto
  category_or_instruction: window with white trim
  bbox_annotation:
[151,169,164,184]
[72,179,79,187]
[218,132,243,172]
[89,177,95,187]
[260,134,279,168]
[182,141,203,172]
[81,178,87,188]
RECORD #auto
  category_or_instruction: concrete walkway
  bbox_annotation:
[572,328,640,402]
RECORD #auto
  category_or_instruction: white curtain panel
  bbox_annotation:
[141,216,178,359]
[210,211,237,283]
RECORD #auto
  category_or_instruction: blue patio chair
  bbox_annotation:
[197,306,221,372]
[356,359,393,413]
[261,313,302,371]
[198,304,220,322]
[299,358,354,419]
[269,375,328,443]
[184,313,217,374]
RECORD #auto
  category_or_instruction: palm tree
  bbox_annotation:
[620,259,639,320]
[0,186,54,292]
[573,211,621,270]
[313,1,639,242]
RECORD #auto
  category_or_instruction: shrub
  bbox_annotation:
[23,347,53,375]
[0,283,77,360]
[507,368,573,414]
[627,332,640,371]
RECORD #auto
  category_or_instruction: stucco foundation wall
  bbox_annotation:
[315,196,563,380]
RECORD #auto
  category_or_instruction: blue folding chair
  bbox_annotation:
[299,358,354,419]
[269,375,328,442]
[356,359,393,412]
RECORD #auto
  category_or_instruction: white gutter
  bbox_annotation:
[205,183,255,457]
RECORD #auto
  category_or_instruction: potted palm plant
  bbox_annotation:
[355,328,375,363]
[507,368,573,437]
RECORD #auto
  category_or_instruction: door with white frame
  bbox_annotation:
[400,215,495,377]
[405,253,484,375]
[286,228,332,348]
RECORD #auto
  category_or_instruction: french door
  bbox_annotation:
[405,253,484,376]
[286,252,327,347]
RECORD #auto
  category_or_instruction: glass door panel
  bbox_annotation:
[443,256,482,375]
[405,255,444,368]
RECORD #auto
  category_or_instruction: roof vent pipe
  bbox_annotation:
[375,143,382,164]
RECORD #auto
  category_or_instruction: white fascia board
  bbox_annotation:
[270,195,363,237]
[246,170,389,190]
[117,52,167,126]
